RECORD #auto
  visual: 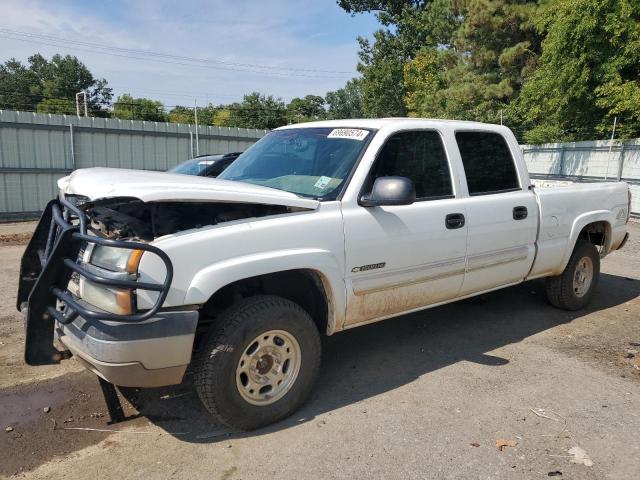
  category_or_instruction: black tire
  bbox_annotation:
[545,240,600,311]
[194,295,321,430]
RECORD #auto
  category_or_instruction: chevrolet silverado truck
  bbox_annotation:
[17,119,631,430]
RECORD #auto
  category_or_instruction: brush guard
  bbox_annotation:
[17,196,173,366]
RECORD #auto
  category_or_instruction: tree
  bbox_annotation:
[338,0,423,16]
[194,104,225,125]
[286,95,326,123]
[445,0,541,126]
[340,0,463,117]
[516,0,640,142]
[168,104,231,126]
[168,105,194,124]
[339,0,541,131]
[30,54,113,116]
[403,48,446,117]
[36,98,76,115]
[0,58,38,110]
[325,78,365,119]
[0,53,112,116]
[212,109,232,126]
[356,32,408,117]
[227,92,288,130]
[113,94,167,122]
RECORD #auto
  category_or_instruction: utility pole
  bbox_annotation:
[604,116,617,180]
[194,99,200,156]
[75,91,82,117]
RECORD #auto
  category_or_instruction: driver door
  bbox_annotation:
[342,130,468,327]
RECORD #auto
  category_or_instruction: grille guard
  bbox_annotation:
[18,196,173,365]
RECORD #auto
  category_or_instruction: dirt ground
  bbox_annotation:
[1,222,639,479]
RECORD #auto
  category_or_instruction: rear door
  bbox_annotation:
[455,131,538,295]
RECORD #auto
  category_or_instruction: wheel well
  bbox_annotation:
[199,269,329,336]
[578,221,610,252]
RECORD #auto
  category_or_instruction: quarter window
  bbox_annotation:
[369,130,453,200]
[455,131,519,195]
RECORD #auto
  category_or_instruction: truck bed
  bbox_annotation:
[527,180,630,278]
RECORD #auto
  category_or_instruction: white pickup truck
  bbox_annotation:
[18,118,630,430]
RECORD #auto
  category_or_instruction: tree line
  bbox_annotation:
[339,0,640,143]
[0,53,362,130]
[1,0,638,142]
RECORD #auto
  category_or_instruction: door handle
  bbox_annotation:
[445,213,465,229]
[513,206,528,220]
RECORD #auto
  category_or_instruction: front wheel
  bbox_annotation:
[194,295,321,430]
[545,240,600,311]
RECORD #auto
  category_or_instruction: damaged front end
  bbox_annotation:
[18,192,305,368]
[17,196,174,366]
[85,197,290,241]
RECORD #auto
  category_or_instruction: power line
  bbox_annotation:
[108,85,297,103]
[0,27,353,79]
[0,84,302,104]
[0,27,353,74]
[0,89,306,111]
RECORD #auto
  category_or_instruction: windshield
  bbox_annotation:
[218,127,372,199]
[169,157,219,175]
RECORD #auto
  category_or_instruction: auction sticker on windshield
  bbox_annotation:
[327,128,369,141]
[314,176,332,190]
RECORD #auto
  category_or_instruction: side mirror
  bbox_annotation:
[360,176,416,207]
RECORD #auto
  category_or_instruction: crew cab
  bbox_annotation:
[17,119,631,430]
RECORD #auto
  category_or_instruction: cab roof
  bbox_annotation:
[275,118,501,131]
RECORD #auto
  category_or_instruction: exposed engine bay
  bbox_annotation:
[79,197,291,241]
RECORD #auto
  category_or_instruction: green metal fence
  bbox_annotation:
[522,138,640,217]
[0,110,266,221]
[3,111,637,221]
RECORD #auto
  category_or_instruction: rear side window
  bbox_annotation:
[455,132,519,195]
[370,130,453,200]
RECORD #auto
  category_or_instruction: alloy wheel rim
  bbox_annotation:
[235,329,301,406]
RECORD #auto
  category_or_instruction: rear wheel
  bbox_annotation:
[546,240,600,311]
[194,295,321,430]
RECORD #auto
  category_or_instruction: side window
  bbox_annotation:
[455,131,519,195]
[369,130,453,200]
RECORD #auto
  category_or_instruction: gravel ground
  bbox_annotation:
[1,222,639,479]
[0,222,37,246]
[0,222,37,237]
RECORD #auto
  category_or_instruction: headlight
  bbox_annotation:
[72,244,144,315]
[90,245,143,273]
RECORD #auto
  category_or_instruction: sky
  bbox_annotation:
[0,0,380,108]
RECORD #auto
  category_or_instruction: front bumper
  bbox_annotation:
[54,310,198,387]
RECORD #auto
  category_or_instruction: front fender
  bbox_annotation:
[184,248,346,334]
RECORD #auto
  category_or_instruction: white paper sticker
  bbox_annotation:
[327,128,369,141]
[314,176,332,189]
